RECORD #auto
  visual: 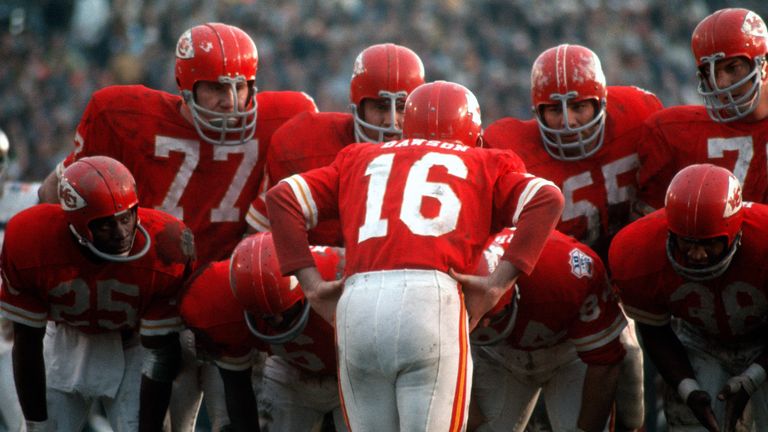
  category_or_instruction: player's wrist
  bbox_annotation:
[727,363,767,395]
[677,377,701,402]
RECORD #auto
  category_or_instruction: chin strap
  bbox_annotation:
[69,223,151,262]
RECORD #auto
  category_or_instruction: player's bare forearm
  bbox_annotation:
[636,322,695,385]
[450,260,520,331]
[578,362,620,432]
[219,366,260,432]
[12,323,47,421]
[295,266,343,325]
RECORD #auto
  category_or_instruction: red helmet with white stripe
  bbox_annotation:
[175,23,258,145]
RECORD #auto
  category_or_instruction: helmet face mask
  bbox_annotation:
[402,80,483,148]
[691,8,768,123]
[59,156,151,262]
[175,23,258,146]
[230,233,309,345]
[664,164,744,280]
[349,44,425,143]
[531,44,607,161]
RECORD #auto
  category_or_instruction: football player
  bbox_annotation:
[0,128,40,432]
[36,22,317,264]
[483,43,657,430]
[611,164,768,430]
[469,228,627,432]
[636,8,768,214]
[483,43,663,261]
[180,232,346,431]
[35,23,317,431]
[0,156,194,431]
[246,43,425,245]
[266,80,564,431]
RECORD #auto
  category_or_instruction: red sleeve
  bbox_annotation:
[637,116,675,211]
[501,182,564,274]
[266,182,316,275]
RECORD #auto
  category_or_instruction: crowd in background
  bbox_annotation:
[0,0,765,182]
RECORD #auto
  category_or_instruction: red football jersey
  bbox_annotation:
[485,86,663,259]
[269,139,563,276]
[475,228,626,365]
[61,85,317,263]
[637,105,768,210]
[610,204,768,344]
[180,246,342,375]
[0,205,193,336]
[247,111,356,246]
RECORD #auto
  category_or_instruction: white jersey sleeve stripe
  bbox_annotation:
[512,177,560,225]
[140,317,184,336]
[245,204,271,232]
[215,352,256,371]
[282,175,318,229]
[0,302,47,328]
[571,315,627,353]
[622,304,671,327]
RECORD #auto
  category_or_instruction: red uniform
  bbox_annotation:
[179,246,341,375]
[268,139,560,277]
[485,86,662,258]
[477,228,626,364]
[0,205,193,336]
[610,204,768,343]
[637,105,768,211]
[266,138,562,432]
[59,85,316,263]
[471,228,627,431]
[247,111,356,245]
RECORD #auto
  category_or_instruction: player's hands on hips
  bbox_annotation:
[449,260,519,332]
[686,390,720,431]
[295,266,345,325]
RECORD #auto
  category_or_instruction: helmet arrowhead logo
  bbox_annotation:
[176,30,194,59]
[724,174,742,218]
[59,178,87,211]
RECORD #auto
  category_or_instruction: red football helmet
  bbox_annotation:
[229,232,309,344]
[349,43,425,143]
[175,23,258,146]
[665,164,744,280]
[402,80,483,148]
[692,8,768,122]
[59,156,150,262]
[531,44,607,161]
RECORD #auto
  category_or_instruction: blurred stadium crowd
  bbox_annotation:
[0,0,765,183]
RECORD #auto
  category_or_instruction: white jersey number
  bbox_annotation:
[154,136,259,222]
[49,279,140,329]
[561,154,638,245]
[358,152,468,243]
[707,137,754,186]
